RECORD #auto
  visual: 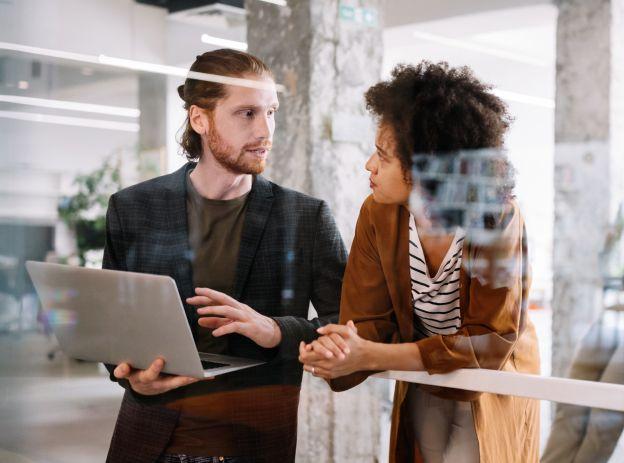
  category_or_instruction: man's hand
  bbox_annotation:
[113,357,202,396]
[187,288,282,349]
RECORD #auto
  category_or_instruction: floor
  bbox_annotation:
[1,310,623,462]
[0,332,122,463]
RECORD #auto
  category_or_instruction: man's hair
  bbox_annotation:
[177,49,273,161]
[364,61,512,175]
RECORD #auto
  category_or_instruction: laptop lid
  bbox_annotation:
[25,261,263,378]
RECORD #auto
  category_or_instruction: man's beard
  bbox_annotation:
[207,123,272,175]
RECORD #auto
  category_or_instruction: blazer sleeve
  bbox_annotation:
[273,200,348,360]
[416,202,531,374]
[329,198,400,392]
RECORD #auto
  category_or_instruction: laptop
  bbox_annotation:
[25,261,265,378]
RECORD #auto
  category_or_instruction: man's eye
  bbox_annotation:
[268,108,278,116]
[242,110,254,118]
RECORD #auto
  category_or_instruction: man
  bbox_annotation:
[103,49,346,463]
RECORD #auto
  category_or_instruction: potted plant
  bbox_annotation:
[57,157,122,265]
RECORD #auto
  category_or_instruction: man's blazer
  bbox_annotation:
[102,162,347,462]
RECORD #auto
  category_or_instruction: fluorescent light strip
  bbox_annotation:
[0,41,285,92]
[0,110,140,132]
[412,30,550,68]
[258,0,288,6]
[0,95,140,118]
[201,34,248,51]
[492,89,555,109]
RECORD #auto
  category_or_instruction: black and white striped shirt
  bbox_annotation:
[409,214,465,338]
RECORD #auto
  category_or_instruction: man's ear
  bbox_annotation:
[189,105,209,135]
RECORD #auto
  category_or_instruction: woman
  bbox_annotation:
[299,62,540,463]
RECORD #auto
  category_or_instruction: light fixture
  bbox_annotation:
[0,110,140,132]
[257,0,287,6]
[412,31,549,68]
[18,81,29,90]
[0,95,140,118]
[200,34,248,51]
[0,41,285,92]
[491,89,554,109]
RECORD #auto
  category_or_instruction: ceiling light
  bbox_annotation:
[412,31,549,67]
[0,95,140,118]
[200,34,248,51]
[491,89,554,109]
[257,0,287,6]
[0,41,285,92]
[0,110,140,132]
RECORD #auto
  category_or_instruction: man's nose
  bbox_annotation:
[254,114,271,139]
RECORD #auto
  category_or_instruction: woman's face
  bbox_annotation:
[365,124,412,205]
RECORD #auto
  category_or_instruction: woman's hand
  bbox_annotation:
[298,321,369,379]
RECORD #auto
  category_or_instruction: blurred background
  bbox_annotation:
[0,0,623,461]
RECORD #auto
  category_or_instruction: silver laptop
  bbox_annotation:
[26,261,264,378]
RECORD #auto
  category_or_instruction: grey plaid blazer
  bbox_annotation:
[102,162,347,463]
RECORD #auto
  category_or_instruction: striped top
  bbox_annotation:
[409,214,465,338]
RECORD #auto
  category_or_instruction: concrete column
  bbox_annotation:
[553,0,624,377]
[247,1,386,461]
[138,74,168,180]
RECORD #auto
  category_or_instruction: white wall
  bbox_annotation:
[383,4,557,301]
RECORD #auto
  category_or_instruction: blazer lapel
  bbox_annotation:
[163,163,196,329]
[233,175,274,300]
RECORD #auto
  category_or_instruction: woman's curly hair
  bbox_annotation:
[365,61,513,176]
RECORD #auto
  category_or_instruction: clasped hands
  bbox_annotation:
[298,320,368,379]
[114,287,282,396]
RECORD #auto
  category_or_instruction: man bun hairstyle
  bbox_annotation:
[178,49,273,161]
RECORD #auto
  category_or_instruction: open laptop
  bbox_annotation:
[25,261,264,378]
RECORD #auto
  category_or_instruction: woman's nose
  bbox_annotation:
[365,153,376,173]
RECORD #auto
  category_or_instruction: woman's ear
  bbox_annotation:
[189,105,209,135]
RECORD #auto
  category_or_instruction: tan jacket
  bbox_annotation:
[329,196,540,463]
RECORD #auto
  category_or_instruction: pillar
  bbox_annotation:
[247,1,386,461]
[553,0,624,377]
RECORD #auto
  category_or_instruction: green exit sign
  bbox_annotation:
[339,3,379,27]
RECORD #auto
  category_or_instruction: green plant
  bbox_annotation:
[57,157,122,264]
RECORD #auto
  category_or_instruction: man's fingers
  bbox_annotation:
[142,357,165,382]
[197,305,241,320]
[298,341,307,358]
[186,295,212,306]
[329,333,350,355]
[317,324,352,338]
[198,317,233,329]
[310,339,334,358]
[317,336,344,359]
[113,362,131,379]
[194,288,240,308]
[158,375,200,390]
[212,321,244,337]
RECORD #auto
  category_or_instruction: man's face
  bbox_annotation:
[201,73,279,175]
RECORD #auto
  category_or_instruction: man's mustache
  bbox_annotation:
[243,141,273,151]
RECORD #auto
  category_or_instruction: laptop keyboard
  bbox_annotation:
[201,360,229,369]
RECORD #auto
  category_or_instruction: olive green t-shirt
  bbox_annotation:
[186,169,249,354]
[166,171,300,458]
